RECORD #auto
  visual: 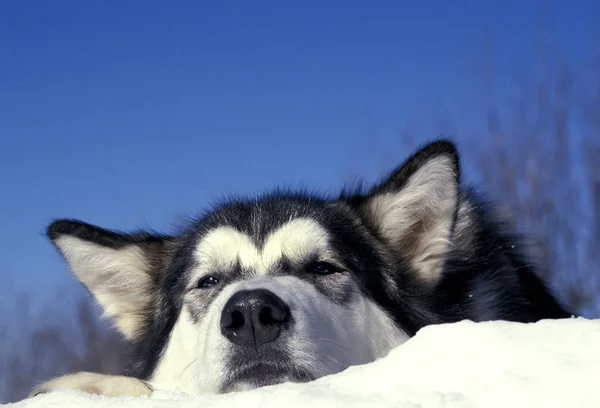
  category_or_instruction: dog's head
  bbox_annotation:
[47,141,460,394]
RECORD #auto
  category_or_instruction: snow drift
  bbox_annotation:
[7,318,599,408]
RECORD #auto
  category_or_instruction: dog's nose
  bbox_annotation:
[220,289,290,348]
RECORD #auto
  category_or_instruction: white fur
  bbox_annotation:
[453,200,475,253]
[193,218,338,282]
[366,156,457,283]
[260,218,333,272]
[54,237,153,339]
[149,309,203,394]
[149,275,408,394]
[30,372,152,398]
[194,227,258,273]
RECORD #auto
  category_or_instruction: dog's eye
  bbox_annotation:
[198,276,219,289]
[309,261,339,275]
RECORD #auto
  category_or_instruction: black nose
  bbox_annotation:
[220,289,291,348]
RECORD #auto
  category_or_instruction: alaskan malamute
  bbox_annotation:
[31,140,571,398]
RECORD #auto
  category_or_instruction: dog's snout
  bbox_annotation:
[220,289,290,348]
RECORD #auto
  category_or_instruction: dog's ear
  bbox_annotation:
[353,140,460,284]
[47,220,173,340]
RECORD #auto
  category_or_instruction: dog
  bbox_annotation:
[30,140,571,398]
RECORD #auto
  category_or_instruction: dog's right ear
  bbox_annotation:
[348,140,460,286]
[47,219,173,340]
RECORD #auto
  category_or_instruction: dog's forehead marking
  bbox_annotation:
[261,218,330,265]
[196,227,259,270]
[194,217,330,275]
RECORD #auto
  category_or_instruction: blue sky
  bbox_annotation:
[0,1,597,310]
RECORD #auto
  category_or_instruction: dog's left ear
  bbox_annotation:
[47,220,173,340]
[353,140,460,284]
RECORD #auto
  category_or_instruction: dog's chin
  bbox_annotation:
[219,363,314,394]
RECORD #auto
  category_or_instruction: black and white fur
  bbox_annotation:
[30,140,571,398]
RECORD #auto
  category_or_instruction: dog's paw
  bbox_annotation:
[30,372,153,398]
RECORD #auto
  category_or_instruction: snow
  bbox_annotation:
[6,318,600,408]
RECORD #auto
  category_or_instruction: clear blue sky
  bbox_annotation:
[0,1,597,310]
